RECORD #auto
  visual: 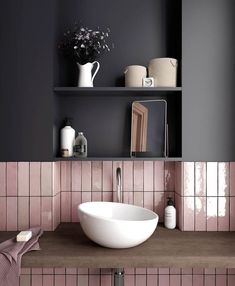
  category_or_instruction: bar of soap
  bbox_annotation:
[16,231,32,242]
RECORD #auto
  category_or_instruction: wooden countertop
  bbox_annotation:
[1,223,235,268]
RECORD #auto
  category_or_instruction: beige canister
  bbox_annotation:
[148,58,178,87]
[124,65,147,87]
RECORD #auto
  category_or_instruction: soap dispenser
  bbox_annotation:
[164,197,176,229]
[73,132,88,158]
[60,118,75,157]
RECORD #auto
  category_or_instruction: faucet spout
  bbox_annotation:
[116,167,122,203]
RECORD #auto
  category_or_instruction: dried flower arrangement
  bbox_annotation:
[59,24,112,65]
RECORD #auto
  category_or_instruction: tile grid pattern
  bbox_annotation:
[20,268,235,286]
[175,162,235,231]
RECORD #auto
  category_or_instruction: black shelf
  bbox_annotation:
[54,87,182,95]
[54,157,182,161]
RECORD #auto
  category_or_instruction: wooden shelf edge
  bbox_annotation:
[54,157,182,161]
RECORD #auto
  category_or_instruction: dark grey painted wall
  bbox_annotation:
[0,0,56,161]
[182,0,235,161]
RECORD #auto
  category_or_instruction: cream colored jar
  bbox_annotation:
[124,65,147,87]
[149,58,178,87]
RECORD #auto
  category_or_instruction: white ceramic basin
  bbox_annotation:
[78,202,159,248]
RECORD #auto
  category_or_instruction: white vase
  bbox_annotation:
[77,61,100,87]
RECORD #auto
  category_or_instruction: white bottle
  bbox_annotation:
[60,118,75,157]
[164,197,176,229]
[73,132,87,158]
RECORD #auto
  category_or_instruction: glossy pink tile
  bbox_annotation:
[192,275,203,286]
[92,191,102,201]
[61,192,71,222]
[30,163,41,196]
[42,275,53,286]
[183,197,195,231]
[89,274,100,286]
[164,162,175,191]
[31,274,43,286]
[7,197,17,230]
[193,268,204,275]
[77,268,89,274]
[195,197,206,231]
[92,161,102,191]
[32,268,43,274]
[30,197,41,227]
[134,191,144,207]
[66,275,77,286]
[207,197,218,231]
[169,268,181,275]
[82,161,92,192]
[102,191,112,202]
[89,268,100,274]
[218,163,229,196]
[181,268,192,274]
[6,162,17,196]
[175,194,183,230]
[144,161,153,192]
[18,197,29,230]
[154,161,164,191]
[42,268,54,274]
[71,161,81,191]
[53,162,61,195]
[195,162,206,197]
[54,275,65,286]
[66,268,77,275]
[77,275,88,286]
[215,268,227,274]
[21,268,30,275]
[82,191,91,203]
[175,162,182,196]
[147,268,158,275]
[53,194,60,230]
[41,162,52,196]
[205,274,215,286]
[123,161,133,192]
[134,161,144,191]
[205,269,215,275]
[136,275,146,286]
[20,275,31,286]
[159,268,169,275]
[207,162,218,196]
[71,192,81,222]
[228,275,235,286]
[61,161,71,192]
[144,191,153,210]
[103,161,112,192]
[18,162,29,196]
[125,268,135,274]
[183,162,194,196]
[230,197,235,231]
[41,197,52,230]
[218,197,229,231]
[230,162,235,196]
[216,275,226,286]
[124,275,134,286]
[159,274,169,286]
[182,275,193,286]
[0,197,6,230]
[55,268,66,274]
[169,275,180,286]
[154,192,165,222]
[147,275,158,286]
[101,274,112,286]
[135,268,146,274]
[0,162,6,196]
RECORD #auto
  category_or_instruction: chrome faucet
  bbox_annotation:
[116,167,122,203]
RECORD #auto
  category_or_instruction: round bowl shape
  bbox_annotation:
[78,202,159,249]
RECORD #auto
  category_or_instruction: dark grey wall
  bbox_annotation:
[182,0,235,161]
[0,0,56,161]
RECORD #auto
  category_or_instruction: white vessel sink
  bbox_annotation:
[78,202,159,249]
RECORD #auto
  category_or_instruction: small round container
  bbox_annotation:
[149,58,178,87]
[124,65,147,87]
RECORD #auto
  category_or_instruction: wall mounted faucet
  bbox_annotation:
[116,167,122,203]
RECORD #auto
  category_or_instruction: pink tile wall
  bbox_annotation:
[175,162,235,231]
[20,268,235,286]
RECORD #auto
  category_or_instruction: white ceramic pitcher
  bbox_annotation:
[77,61,100,87]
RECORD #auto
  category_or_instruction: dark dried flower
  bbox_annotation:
[58,24,113,65]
